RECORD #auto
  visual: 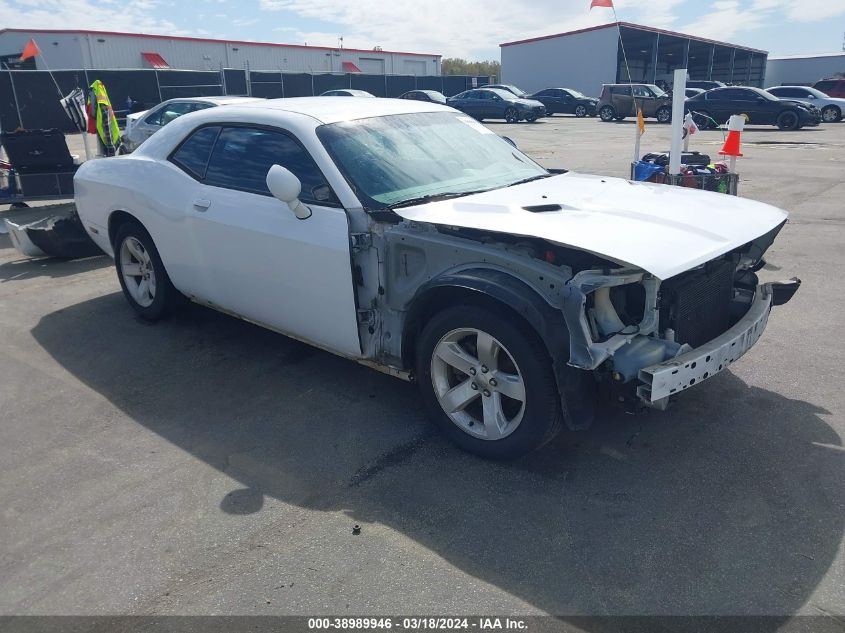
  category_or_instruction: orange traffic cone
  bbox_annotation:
[719,114,744,158]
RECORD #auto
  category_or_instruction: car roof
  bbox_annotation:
[468,88,516,98]
[177,96,263,105]
[232,96,451,124]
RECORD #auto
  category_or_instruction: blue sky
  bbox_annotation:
[2,0,844,59]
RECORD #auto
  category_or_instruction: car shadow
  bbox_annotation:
[30,295,843,621]
[0,235,109,283]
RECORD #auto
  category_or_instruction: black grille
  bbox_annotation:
[660,260,735,348]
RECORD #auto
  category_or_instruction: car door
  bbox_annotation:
[453,91,477,116]
[177,124,362,357]
[533,89,554,112]
[633,85,657,116]
[613,86,635,116]
[481,91,503,118]
[704,89,733,122]
[746,89,779,124]
[558,90,575,114]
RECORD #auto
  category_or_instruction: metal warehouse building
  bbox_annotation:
[501,22,768,96]
[764,53,845,87]
[0,28,441,75]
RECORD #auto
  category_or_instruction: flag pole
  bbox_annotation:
[29,40,93,160]
[592,0,642,166]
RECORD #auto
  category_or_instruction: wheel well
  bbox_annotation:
[108,210,142,248]
[401,286,546,372]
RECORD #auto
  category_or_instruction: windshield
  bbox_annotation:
[568,89,588,99]
[317,111,548,210]
[647,84,668,98]
[804,87,829,99]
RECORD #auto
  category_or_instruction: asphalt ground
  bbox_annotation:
[1,116,843,625]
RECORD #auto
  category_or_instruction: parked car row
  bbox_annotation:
[121,78,844,154]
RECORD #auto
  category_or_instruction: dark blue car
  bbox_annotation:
[447,88,546,123]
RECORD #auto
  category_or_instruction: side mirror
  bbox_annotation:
[501,136,517,149]
[266,164,311,220]
[807,94,816,99]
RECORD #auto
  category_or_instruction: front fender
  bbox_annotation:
[406,268,596,430]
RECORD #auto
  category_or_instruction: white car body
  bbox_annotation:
[122,96,262,152]
[766,86,845,122]
[75,97,798,457]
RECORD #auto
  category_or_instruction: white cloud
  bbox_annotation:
[0,0,186,34]
[258,0,628,58]
[258,0,845,58]
[677,0,845,42]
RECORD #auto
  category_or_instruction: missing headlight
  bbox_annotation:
[610,283,646,327]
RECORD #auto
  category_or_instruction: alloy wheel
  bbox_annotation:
[430,327,526,441]
[120,236,156,308]
[822,106,841,123]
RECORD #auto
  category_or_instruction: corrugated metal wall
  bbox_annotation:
[765,55,845,87]
[0,31,441,75]
[501,28,619,96]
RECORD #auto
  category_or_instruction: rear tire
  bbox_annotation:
[416,305,563,460]
[599,105,615,122]
[114,220,183,321]
[776,110,800,131]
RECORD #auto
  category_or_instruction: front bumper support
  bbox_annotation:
[637,281,795,406]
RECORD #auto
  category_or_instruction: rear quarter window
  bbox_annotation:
[169,126,221,180]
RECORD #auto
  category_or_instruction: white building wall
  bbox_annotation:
[0,30,441,75]
[0,31,86,69]
[501,27,619,96]
[765,54,845,87]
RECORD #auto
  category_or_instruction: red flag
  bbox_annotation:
[590,0,614,8]
[19,38,41,61]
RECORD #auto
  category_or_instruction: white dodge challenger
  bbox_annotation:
[74,97,800,459]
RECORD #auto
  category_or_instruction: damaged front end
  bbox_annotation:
[561,223,800,410]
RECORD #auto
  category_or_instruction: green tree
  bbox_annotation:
[442,58,500,79]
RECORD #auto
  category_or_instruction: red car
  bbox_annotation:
[814,78,845,99]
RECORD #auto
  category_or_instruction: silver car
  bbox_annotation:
[766,86,845,122]
[122,96,262,152]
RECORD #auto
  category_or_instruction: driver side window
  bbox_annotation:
[205,127,338,205]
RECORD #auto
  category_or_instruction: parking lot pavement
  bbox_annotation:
[1,118,843,620]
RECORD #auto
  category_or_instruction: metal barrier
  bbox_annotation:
[0,68,490,133]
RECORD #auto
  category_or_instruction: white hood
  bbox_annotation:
[393,173,788,280]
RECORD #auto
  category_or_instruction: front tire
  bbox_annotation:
[574,105,587,118]
[416,305,563,460]
[599,105,615,122]
[821,105,841,122]
[114,221,182,321]
[777,110,800,131]
[504,107,520,124]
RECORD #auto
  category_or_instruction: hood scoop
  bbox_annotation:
[522,204,563,213]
